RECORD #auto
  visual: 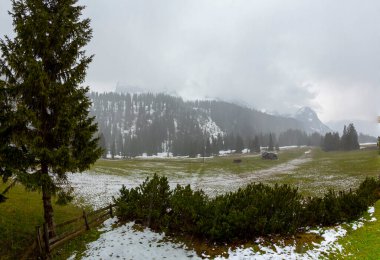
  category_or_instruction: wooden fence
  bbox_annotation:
[34,204,116,259]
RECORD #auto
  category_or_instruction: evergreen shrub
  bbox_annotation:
[114,175,380,243]
[115,174,171,229]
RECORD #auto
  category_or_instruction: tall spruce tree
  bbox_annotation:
[268,133,274,151]
[323,132,341,151]
[235,135,244,153]
[341,125,349,150]
[253,135,261,153]
[346,123,360,150]
[99,133,107,158]
[0,0,101,238]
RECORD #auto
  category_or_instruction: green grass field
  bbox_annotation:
[91,147,379,198]
[263,148,380,197]
[0,183,84,260]
[335,200,380,259]
[91,148,307,176]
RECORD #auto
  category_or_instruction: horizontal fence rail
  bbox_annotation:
[34,204,116,259]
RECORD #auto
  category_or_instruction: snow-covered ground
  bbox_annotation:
[69,204,376,259]
[69,218,202,260]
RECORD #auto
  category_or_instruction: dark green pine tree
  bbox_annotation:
[253,135,261,153]
[205,138,212,157]
[111,136,116,159]
[235,135,244,153]
[0,0,101,238]
[323,132,341,151]
[346,123,360,150]
[268,133,274,151]
[341,125,349,150]
[99,133,107,158]
[248,139,254,153]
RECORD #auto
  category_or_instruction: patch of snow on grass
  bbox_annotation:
[71,217,351,260]
[279,145,307,150]
[68,156,312,209]
[75,221,201,260]
[214,225,347,259]
[351,221,364,230]
[135,153,175,159]
[67,172,140,209]
[219,150,235,155]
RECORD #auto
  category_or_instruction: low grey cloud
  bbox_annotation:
[1,0,380,125]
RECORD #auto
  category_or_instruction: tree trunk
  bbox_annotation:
[42,163,56,238]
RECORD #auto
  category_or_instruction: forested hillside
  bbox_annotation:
[89,92,325,157]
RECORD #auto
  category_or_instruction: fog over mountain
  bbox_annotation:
[1,0,380,124]
[0,0,380,130]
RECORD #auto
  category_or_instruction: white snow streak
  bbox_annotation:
[70,218,201,260]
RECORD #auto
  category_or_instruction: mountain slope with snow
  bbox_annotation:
[90,93,329,156]
[294,107,331,134]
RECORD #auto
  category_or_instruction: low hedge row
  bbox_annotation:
[114,175,380,242]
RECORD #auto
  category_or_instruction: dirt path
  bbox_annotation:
[183,151,312,196]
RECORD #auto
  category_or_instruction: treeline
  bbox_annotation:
[100,129,323,158]
[90,92,325,158]
[114,174,380,243]
[322,123,360,151]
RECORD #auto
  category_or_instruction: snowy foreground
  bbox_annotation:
[68,207,376,260]
[67,162,377,259]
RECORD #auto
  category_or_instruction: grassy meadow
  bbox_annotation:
[0,183,85,260]
[91,148,307,177]
[264,148,380,197]
[336,200,380,259]
[90,147,379,198]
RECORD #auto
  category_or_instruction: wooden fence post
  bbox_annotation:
[36,226,43,257]
[109,204,114,218]
[43,223,51,258]
[83,210,90,230]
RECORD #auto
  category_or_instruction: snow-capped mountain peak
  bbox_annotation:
[295,107,318,122]
[294,107,331,134]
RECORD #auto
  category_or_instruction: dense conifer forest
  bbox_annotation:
[89,92,328,157]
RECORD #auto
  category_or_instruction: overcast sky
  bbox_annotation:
[1,0,380,126]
